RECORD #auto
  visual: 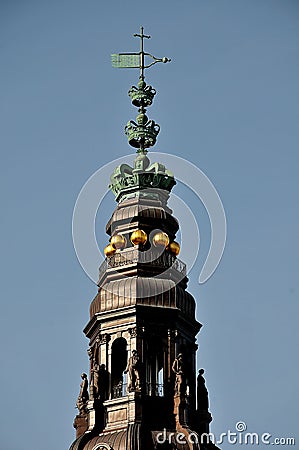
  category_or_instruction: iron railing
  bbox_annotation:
[98,247,186,284]
[144,382,164,397]
[112,381,127,399]
[111,381,164,398]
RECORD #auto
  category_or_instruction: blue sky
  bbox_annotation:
[0,1,298,449]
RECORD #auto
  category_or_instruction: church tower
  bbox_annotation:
[69,28,220,450]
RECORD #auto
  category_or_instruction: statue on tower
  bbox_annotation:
[87,339,99,400]
[76,373,89,414]
[124,349,141,392]
[172,353,186,397]
[90,361,100,399]
[197,369,209,411]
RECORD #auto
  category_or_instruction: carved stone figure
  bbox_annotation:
[76,373,89,414]
[197,369,209,411]
[172,353,186,397]
[124,349,141,391]
[90,362,99,399]
[87,339,99,400]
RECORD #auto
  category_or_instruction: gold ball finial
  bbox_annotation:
[111,234,127,250]
[153,231,170,248]
[168,241,180,256]
[130,229,147,246]
[104,244,116,257]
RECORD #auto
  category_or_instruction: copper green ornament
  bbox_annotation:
[111,26,170,153]
[128,79,156,108]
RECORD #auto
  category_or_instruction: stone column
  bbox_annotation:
[99,333,110,399]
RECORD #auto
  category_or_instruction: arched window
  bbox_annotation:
[145,337,164,396]
[111,337,127,398]
[157,366,164,396]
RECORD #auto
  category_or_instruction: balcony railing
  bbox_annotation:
[111,381,164,398]
[112,381,127,399]
[145,382,164,397]
[98,247,186,284]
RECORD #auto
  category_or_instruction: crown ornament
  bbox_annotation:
[128,79,156,108]
[125,111,160,150]
[109,153,176,204]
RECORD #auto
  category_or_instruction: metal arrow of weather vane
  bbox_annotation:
[111,26,171,79]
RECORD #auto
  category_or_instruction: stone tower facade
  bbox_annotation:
[69,28,220,450]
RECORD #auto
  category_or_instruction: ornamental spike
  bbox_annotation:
[111,27,171,153]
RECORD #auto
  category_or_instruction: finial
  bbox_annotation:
[111,27,170,153]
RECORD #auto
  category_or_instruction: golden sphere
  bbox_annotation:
[153,232,170,248]
[130,229,147,246]
[168,241,180,256]
[104,244,116,257]
[111,234,127,250]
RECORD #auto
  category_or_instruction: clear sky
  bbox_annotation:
[0,1,298,449]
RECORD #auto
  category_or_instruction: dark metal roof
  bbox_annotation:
[90,277,195,319]
[69,432,94,450]
[70,424,141,450]
[83,428,127,450]
[69,420,205,450]
[106,200,179,236]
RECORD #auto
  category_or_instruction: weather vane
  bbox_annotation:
[111,26,171,80]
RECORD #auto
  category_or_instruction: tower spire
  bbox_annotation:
[69,28,220,450]
[111,27,171,153]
